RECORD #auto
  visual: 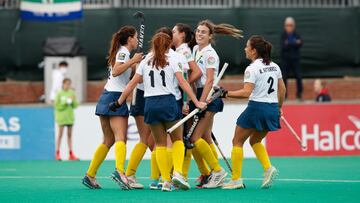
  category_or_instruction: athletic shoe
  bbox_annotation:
[172,172,190,190]
[82,176,101,189]
[55,151,61,161]
[195,175,210,188]
[68,152,79,161]
[161,181,172,192]
[127,175,144,189]
[149,180,162,190]
[202,168,228,189]
[222,179,245,189]
[110,170,131,190]
[261,166,278,189]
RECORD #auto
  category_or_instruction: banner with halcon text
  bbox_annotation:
[266,104,360,156]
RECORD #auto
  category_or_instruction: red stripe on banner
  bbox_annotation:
[266,104,360,156]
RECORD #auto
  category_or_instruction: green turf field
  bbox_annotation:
[0,156,359,203]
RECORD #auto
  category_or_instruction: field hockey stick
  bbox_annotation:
[281,116,307,151]
[167,63,229,134]
[211,132,232,172]
[131,11,145,105]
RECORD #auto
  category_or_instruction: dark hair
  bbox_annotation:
[197,20,243,43]
[248,35,273,65]
[62,78,71,84]
[150,33,172,69]
[107,25,137,67]
[175,23,196,49]
[155,27,173,39]
[59,61,68,67]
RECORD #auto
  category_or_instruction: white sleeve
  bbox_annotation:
[183,48,194,63]
[172,60,184,73]
[136,60,146,76]
[178,54,190,72]
[115,50,129,63]
[244,66,256,84]
[204,51,219,69]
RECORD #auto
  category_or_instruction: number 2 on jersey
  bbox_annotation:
[149,70,166,87]
[267,76,275,94]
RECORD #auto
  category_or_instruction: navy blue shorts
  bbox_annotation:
[237,100,280,131]
[144,94,182,125]
[189,88,224,113]
[95,90,129,117]
[130,89,145,117]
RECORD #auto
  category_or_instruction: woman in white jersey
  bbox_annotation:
[220,35,286,189]
[82,26,143,189]
[112,33,206,191]
[188,20,243,188]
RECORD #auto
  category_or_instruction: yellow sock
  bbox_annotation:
[87,144,109,177]
[156,147,171,181]
[182,149,192,178]
[115,141,126,174]
[167,148,173,174]
[192,147,211,175]
[194,138,221,172]
[252,142,271,171]
[125,142,147,176]
[150,149,160,180]
[231,146,243,180]
[210,143,218,159]
[172,141,185,174]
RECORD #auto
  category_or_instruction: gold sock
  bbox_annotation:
[252,142,271,171]
[86,144,109,177]
[194,138,221,172]
[182,149,192,178]
[167,147,173,174]
[210,143,218,159]
[231,146,243,180]
[150,149,160,180]
[114,141,126,174]
[125,142,147,177]
[192,147,211,175]
[172,141,185,174]
[156,147,171,181]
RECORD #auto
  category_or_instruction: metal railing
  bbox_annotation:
[1,0,359,9]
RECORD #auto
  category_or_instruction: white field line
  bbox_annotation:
[0,176,359,183]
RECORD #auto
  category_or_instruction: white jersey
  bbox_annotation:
[193,44,219,88]
[136,51,183,98]
[176,43,194,64]
[244,59,282,103]
[104,46,132,92]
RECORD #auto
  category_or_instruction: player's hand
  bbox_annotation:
[213,86,228,98]
[195,101,207,111]
[109,101,121,112]
[182,104,189,115]
[132,53,143,63]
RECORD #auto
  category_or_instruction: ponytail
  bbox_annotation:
[248,35,272,65]
[107,25,136,67]
[197,20,243,44]
[151,33,172,69]
[175,23,197,49]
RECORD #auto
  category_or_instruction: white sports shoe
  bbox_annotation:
[222,179,245,189]
[127,175,144,189]
[162,181,172,192]
[261,166,279,189]
[202,168,228,189]
[172,172,190,190]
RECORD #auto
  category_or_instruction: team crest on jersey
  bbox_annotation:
[245,70,251,79]
[118,53,126,61]
[184,51,192,60]
[178,62,183,70]
[207,56,216,65]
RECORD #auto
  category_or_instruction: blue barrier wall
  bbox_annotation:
[0,106,54,160]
